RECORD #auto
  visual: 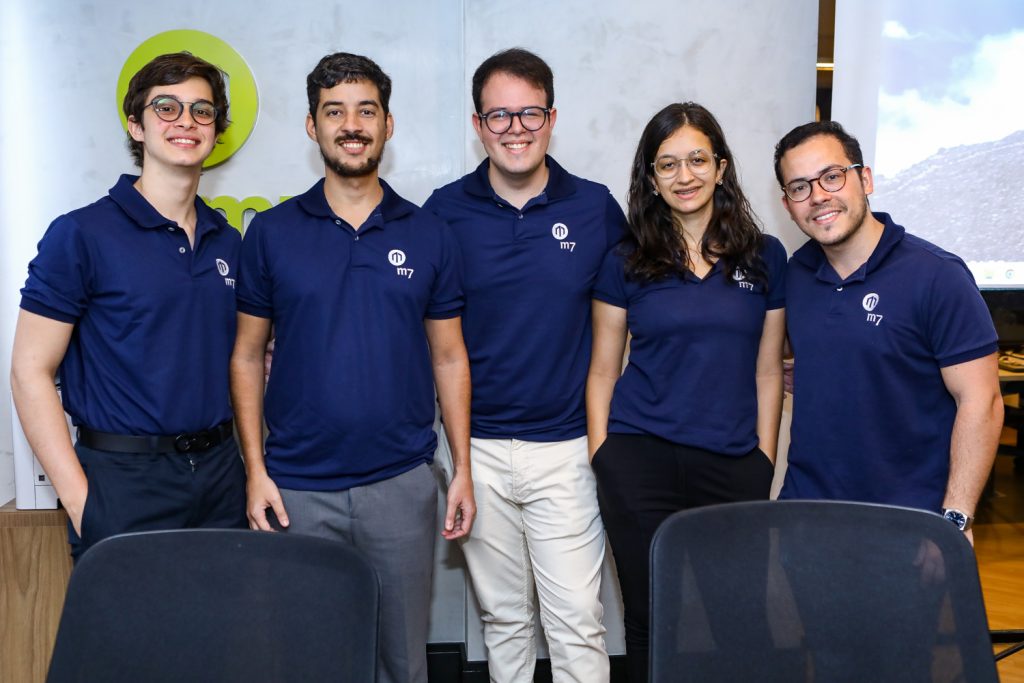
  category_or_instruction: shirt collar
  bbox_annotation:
[296,177,413,229]
[463,155,576,204]
[108,174,229,237]
[792,211,905,285]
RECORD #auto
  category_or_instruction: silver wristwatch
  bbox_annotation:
[940,508,973,531]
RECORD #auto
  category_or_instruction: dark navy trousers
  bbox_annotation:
[69,438,247,561]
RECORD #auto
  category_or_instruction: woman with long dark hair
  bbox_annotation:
[586,102,786,681]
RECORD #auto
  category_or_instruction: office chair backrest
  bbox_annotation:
[649,500,998,683]
[47,529,380,683]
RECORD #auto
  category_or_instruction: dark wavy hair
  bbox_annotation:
[123,52,230,168]
[625,102,766,285]
[773,120,865,186]
[307,52,392,117]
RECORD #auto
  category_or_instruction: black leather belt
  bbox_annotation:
[77,421,234,454]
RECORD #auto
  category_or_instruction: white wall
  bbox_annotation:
[0,0,817,656]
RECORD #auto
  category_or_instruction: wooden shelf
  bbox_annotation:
[0,501,73,683]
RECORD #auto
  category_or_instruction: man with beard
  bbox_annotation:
[774,121,1003,535]
[230,52,475,683]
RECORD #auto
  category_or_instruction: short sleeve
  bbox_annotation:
[763,235,788,311]
[20,215,93,324]
[593,247,629,309]
[924,257,998,367]
[235,213,274,318]
[426,222,465,320]
[603,193,627,251]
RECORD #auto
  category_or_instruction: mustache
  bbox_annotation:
[335,133,373,145]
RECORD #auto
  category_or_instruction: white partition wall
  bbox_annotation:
[0,0,817,659]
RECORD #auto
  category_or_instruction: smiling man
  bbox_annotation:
[424,48,624,683]
[774,121,1003,538]
[230,52,473,683]
[11,53,247,561]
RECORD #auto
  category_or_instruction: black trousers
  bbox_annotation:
[591,433,775,683]
[68,438,248,561]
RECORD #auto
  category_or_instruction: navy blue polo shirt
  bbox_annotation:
[594,236,787,455]
[236,179,463,491]
[423,157,625,440]
[780,213,997,511]
[20,174,239,435]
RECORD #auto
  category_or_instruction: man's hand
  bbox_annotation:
[783,358,795,394]
[913,538,947,585]
[263,337,275,385]
[64,483,89,538]
[246,470,289,531]
[442,470,476,540]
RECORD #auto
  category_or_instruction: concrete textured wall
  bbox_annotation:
[0,0,817,655]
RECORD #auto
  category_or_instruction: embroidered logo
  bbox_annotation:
[552,222,575,252]
[733,268,754,291]
[216,258,235,288]
[389,249,413,279]
[862,292,882,326]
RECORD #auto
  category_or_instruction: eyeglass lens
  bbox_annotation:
[150,97,217,125]
[481,108,548,134]
[785,166,856,201]
[653,150,716,178]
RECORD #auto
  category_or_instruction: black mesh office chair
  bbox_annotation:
[47,529,380,683]
[650,500,998,683]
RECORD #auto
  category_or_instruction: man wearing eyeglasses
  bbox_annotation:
[774,121,1002,539]
[423,48,623,683]
[11,53,247,560]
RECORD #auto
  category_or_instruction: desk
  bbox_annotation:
[0,501,72,683]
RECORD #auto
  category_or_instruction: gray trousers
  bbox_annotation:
[276,464,437,683]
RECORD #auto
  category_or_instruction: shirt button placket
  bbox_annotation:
[828,285,844,316]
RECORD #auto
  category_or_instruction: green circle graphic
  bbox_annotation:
[117,30,258,168]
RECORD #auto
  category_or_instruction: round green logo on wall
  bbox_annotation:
[117,30,258,168]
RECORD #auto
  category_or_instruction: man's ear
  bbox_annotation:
[128,115,145,142]
[859,165,874,196]
[306,113,317,142]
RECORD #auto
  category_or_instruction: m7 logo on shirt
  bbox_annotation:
[216,258,235,288]
[388,249,414,279]
[732,268,754,291]
[551,223,575,252]
[863,292,882,326]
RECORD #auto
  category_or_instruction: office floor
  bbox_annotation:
[976,455,1024,682]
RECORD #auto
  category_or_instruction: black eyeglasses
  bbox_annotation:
[783,164,863,202]
[146,96,219,125]
[477,107,551,134]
